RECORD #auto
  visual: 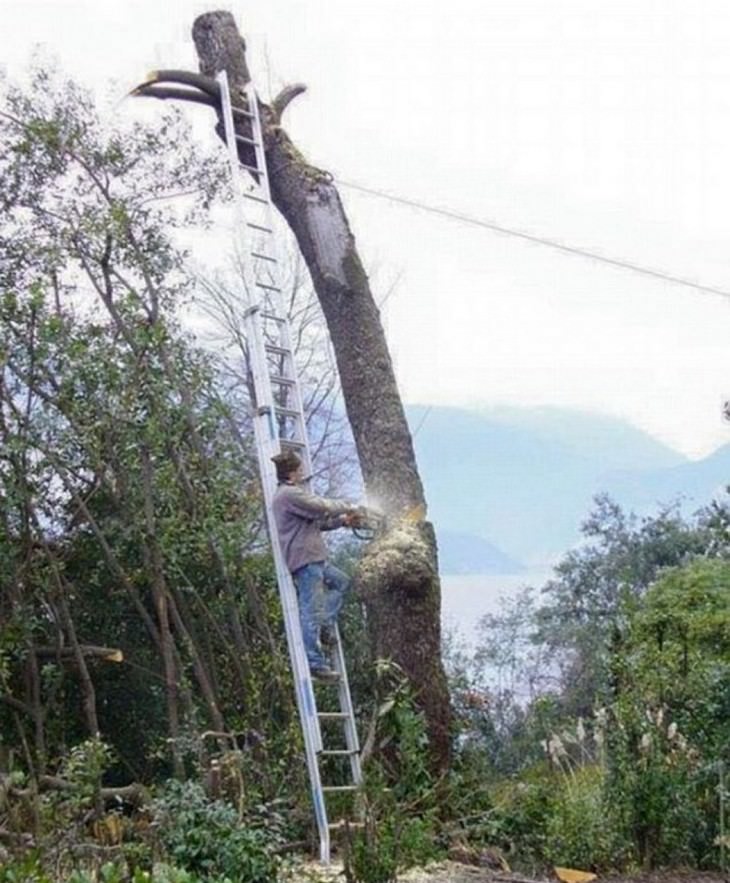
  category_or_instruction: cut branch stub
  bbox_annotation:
[271,84,307,123]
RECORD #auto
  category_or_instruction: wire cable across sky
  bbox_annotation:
[338,179,730,302]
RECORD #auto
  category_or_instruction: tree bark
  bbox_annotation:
[137,10,452,769]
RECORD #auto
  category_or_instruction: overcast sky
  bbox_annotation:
[4,0,730,459]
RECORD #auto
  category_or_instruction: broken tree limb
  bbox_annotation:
[32,645,123,662]
[130,85,217,109]
[130,69,222,108]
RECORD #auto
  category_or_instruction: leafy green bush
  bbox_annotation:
[150,780,281,883]
[65,863,127,883]
[486,767,556,869]
[0,852,53,883]
[343,663,443,883]
[61,863,201,883]
[603,699,718,868]
[598,559,730,868]
[343,786,441,883]
[544,765,622,870]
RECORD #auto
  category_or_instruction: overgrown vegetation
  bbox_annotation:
[447,497,730,874]
[1,62,729,882]
[0,63,357,879]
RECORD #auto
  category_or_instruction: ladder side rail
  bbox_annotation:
[231,82,331,857]
[221,74,325,768]
[260,441,331,860]
[244,88,357,862]
[244,311,323,753]
[221,76,361,866]
[271,316,315,477]
[245,90,334,865]
[243,83,315,482]
[245,92,362,795]
[218,74,311,722]
[250,402,331,856]
[246,319,332,858]
[271,554,331,864]
[331,626,363,785]
[218,72,256,301]
[244,81,274,205]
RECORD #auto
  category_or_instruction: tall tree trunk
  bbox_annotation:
[139,444,184,778]
[137,10,451,769]
[167,589,227,734]
[193,10,450,770]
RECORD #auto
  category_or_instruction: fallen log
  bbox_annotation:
[3,775,147,806]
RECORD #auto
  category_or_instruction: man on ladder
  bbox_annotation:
[271,451,362,682]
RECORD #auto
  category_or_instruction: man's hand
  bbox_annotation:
[342,509,364,528]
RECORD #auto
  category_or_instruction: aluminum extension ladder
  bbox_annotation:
[217,71,362,864]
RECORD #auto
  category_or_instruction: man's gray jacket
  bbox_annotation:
[272,482,352,573]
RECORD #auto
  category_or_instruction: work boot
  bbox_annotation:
[320,625,337,650]
[310,665,340,683]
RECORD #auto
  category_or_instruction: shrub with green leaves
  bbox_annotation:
[601,559,730,868]
[0,852,53,883]
[343,663,443,883]
[544,764,622,870]
[150,780,281,883]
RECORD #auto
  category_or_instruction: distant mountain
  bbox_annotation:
[479,405,685,471]
[606,444,730,514]
[405,405,699,567]
[437,530,525,575]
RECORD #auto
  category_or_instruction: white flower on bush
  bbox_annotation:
[640,732,653,753]
[546,734,568,763]
[667,722,678,741]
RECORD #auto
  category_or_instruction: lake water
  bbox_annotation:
[440,570,552,644]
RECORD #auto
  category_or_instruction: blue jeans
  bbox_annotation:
[292,561,350,669]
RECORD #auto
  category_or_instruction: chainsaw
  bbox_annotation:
[347,503,426,541]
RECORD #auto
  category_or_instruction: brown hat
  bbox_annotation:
[271,450,302,481]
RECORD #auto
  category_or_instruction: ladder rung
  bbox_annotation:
[280,440,307,449]
[270,375,295,386]
[230,105,255,119]
[261,311,284,323]
[320,750,359,757]
[265,344,290,356]
[251,251,277,263]
[322,785,359,793]
[275,407,302,419]
[256,281,282,292]
[318,712,349,720]
[235,133,260,146]
[243,192,268,205]
[239,161,265,176]
[247,222,273,234]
